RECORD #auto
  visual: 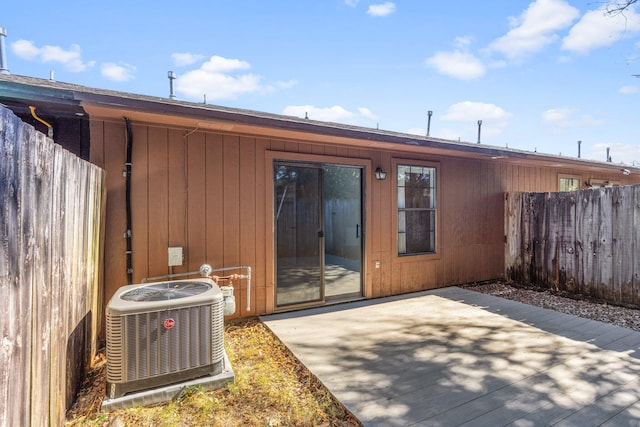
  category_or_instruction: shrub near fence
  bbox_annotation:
[505,185,640,306]
[0,106,105,427]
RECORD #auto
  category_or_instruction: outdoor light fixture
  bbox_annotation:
[621,168,631,176]
[375,167,387,180]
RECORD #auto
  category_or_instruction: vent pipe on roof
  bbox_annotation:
[577,140,581,158]
[607,147,612,162]
[477,120,482,144]
[0,27,9,75]
[168,71,176,100]
[426,110,433,136]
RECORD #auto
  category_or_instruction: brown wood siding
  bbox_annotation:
[90,119,640,317]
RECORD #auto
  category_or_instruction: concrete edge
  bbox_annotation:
[100,352,234,412]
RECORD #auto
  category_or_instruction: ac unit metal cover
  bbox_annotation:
[105,278,225,399]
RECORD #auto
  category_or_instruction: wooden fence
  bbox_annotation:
[505,185,640,305]
[0,106,105,427]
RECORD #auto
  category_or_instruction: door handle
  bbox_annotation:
[318,230,324,238]
[356,224,360,238]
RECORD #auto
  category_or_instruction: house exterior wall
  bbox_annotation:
[90,118,640,318]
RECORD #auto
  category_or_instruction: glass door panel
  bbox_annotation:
[275,164,323,306]
[323,166,362,298]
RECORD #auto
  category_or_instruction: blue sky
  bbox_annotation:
[3,0,640,164]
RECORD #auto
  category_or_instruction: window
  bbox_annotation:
[559,175,580,192]
[397,164,437,255]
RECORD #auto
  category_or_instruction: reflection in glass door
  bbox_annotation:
[323,166,362,299]
[275,162,362,307]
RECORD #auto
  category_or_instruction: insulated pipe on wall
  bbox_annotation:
[29,106,54,138]
[124,117,133,284]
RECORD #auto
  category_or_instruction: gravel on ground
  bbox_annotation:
[464,281,640,332]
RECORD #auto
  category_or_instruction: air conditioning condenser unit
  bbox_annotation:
[105,278,226,400]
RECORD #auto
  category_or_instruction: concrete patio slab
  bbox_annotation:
[261,287,640,426]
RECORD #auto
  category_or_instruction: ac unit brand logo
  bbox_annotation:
[163,318,175,329]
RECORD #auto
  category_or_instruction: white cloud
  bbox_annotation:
[176,55,264,101]
[454,36,474,49]
[562,6,640,54]
[275,79,298,89]
[542,107,604,128]
[443,101,511,122]
[357,107,378,121]
[426,51,486,80]
[588,142,640,165]
[201,56,251,73]
[441,101,512,140]
[283,104,378,126]
[488,0,580,60]
[11,39,39,59]
[345,0,359,6]
[542,107,576,127]
[11,39,94,72]
[171,52,205,67]
[101,62,136,82]
[619,85,639,94]
[367,2,396,17]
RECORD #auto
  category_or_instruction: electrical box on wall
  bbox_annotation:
[168,247,183,266]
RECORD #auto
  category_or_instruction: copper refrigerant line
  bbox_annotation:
[142,264,251,311]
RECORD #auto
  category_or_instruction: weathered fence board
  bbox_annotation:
[0,106,105,427]
[506,185,640,306]
[0,104,31,427]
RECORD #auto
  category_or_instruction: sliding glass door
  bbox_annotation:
[275,162,362,307]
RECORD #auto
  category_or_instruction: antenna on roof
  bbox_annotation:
[0,27,9,75]
[168,71,176,100]
[426,110,433,136]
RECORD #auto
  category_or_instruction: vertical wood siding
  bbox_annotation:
[506,186,640,305]
[0,107,104,427]
[90,118,640,318]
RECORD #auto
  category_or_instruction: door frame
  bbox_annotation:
[265,150,372,312]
